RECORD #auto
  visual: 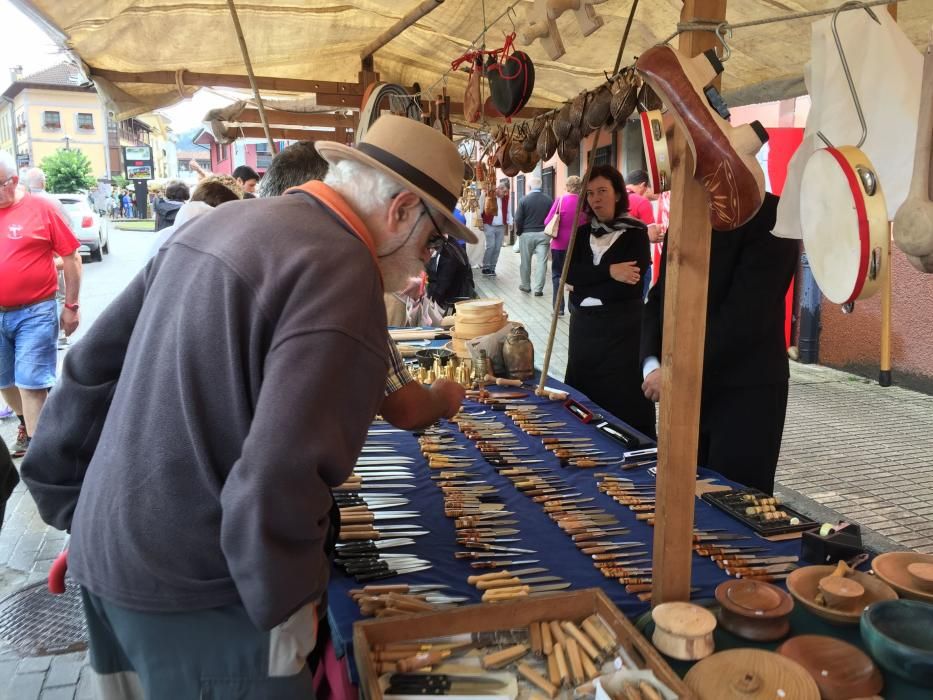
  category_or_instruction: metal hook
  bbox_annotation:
[715,22,732,62]
[816,1,879,149]
[506,6,518,34]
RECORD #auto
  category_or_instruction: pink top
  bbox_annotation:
[544,193,589,251]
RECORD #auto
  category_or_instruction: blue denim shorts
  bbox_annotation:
[0,299,59,390]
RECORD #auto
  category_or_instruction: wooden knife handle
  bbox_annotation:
[541,616,554,655]
[339,512,375,525]
[395,648,450,673]
[551,640,569,687]
[549,620,567,645]
[477,576,522,590]
[561,621,600,661]
[385,593,435,612]
[625,583,653,593]
[481,643,528,669]
[580,651,599,681]
[467,569,512,584]
[482,585,530,602]
[547,649,560,686]
[530,621,542,655]
[581,617,613,653]
[518,662,558,698]
[564,637,584,684]
[339,530,379,541]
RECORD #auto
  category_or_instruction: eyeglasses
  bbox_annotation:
[421,203,446,251]
[0,176,15,188]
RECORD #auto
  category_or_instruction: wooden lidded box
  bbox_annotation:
[353,588,694,699]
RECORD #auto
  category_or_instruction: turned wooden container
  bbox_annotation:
[715,579,794,642]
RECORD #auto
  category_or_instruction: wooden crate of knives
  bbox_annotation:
[354,588,693,699]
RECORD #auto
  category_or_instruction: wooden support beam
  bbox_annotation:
[90,69,363,95]
[233,127,341,141]
[650,0,726,607]
[360,0,445,62]
[234,109,355,128]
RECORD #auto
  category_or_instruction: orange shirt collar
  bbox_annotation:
[291,181,383,289]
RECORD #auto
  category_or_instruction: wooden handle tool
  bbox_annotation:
[481,585,530,602]
[481,643,528,669]
[547,650,560,686]
[552,641,569,687]
[396,649,451,673]
[581,617,614,654]
[530,621,542,655]
[564,637,584,685]
[338,529,379,541]
[549,620,567,645]
[476,577,524,591]
[580,651,599,681]
[561,620,600,661]
[541,617,553,655]
[517,662,558,698]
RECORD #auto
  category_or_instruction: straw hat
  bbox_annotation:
[315,115,477,244]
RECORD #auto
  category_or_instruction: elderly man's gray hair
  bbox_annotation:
[24,167,46,192]
[324,159,400,217]
[528,176,542,190]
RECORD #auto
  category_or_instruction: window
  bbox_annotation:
[77,113,94,130]
[219,143,229,161]
[591,145,612,167]
[43,110,61,130]
[542,167,555,200]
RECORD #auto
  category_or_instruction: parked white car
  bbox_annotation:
[53,193,110,262]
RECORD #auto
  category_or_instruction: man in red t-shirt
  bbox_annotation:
[0,152,81,457]
[626,170,664,297]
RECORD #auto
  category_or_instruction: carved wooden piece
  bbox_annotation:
[518,0,607,61]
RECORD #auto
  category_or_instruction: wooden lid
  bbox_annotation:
[786,565,898,625]
[685,648,820,699]
[715,580,793,642]
[717,579,794,619]
[873,552,933,602]
[777,635,883,700]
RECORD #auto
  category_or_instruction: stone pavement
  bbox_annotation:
[1,236,931,697]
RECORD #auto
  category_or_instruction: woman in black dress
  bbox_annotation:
[565,165,656,439]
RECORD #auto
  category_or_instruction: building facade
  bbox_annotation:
[193,130,285,176]
[1,63,109,178]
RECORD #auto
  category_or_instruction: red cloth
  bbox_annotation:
[627,192,654,226]
[0,193,79,307]
[481,194,509,226]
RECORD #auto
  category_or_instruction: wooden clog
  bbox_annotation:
[636,45,768,230]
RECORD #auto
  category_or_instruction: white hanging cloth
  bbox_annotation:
[774,9,922,239]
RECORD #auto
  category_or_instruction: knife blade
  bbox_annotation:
[334,538,416,552]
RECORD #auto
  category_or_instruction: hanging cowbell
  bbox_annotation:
[485,38,535,119]
[502,325,535,380]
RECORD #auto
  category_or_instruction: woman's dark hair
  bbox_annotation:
[191,180,240,207]
[582,164,629,219]
[165,181,190,202]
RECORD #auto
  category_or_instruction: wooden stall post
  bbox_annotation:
[651,0,727,606]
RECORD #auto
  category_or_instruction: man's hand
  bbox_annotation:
[60,307,80,336]
[642,368,661,402]
[430,378,466,419]
[647,223,664,244]
[609,260,641,285]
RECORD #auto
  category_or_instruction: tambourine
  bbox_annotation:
[800,145,888,304]
[640,110,671,193]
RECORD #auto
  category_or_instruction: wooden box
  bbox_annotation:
[353,588,694,699]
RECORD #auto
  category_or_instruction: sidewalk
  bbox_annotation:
[1,241,930,697]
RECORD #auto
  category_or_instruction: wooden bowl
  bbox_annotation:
[907,562,933,591]
[786,565,898,625]
[715,579,794,641]
[685,648,820,699]
[454,299,504,323]
[651,602,716,660]
[872,551,933,603]
[860,599,933,684]
[777,634,883,699]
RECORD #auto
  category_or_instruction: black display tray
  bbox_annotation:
[701,488,820,537]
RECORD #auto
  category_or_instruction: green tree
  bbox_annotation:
[111,174,128,189]
[40,148,96,193]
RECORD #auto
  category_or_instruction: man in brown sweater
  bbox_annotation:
[22,116,475,698]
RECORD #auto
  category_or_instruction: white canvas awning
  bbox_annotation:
[12,1,933,121]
